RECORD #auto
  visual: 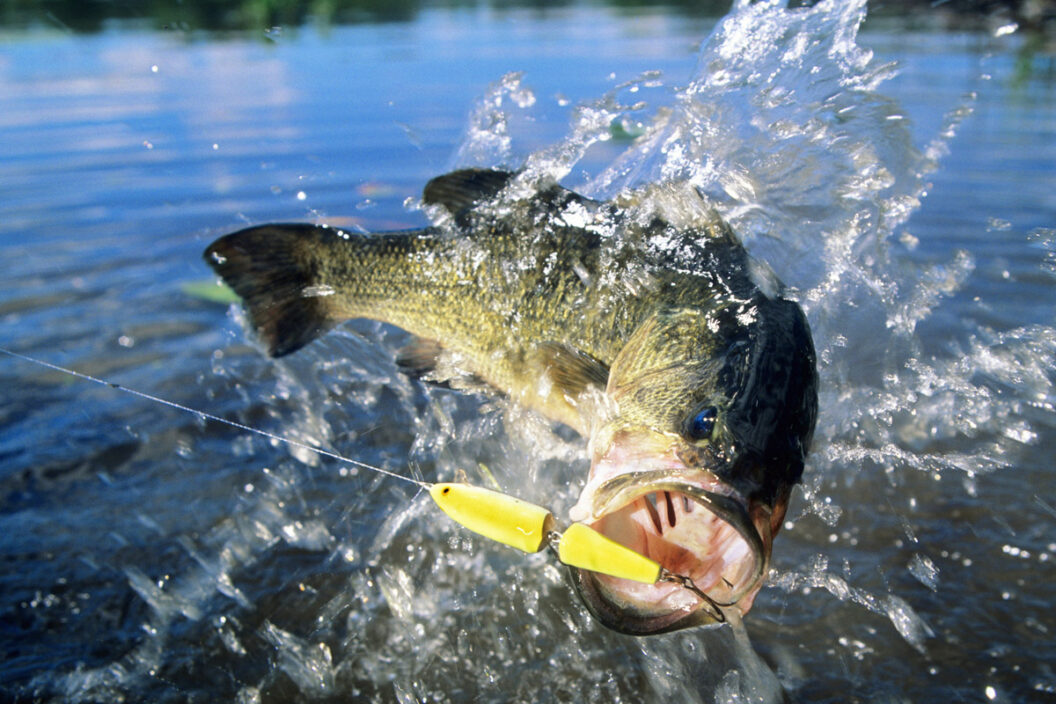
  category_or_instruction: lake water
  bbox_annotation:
[2,1,1055,702]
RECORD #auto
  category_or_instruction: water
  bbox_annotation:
[2,2,1055,702]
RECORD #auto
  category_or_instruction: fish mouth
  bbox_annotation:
[569,467,773,635]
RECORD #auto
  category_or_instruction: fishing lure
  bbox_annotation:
[430,482,725,620]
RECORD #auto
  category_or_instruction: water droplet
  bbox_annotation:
[908,553,939,591]
[993,22,1017,37]
[987,217,1012,231]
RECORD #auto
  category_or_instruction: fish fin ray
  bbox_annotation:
[203,224,339,357]
[535,342,610,398]
[397,337,490,391]
[396,337,444,378]
[422,168,515,215]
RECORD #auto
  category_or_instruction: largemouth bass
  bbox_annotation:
[204,168,818,635]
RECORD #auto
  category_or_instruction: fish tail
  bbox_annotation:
[203,224,353,357]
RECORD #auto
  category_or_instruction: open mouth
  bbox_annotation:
[570,469,772,635]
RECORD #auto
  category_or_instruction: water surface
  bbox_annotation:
[2,2,1055,702]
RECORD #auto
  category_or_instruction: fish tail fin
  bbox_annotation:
[203,224,342,357]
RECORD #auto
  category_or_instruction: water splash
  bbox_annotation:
[26,1,1055,702]
[908,552,940,591]
[439,0,1054,669]
[262,621,336,698]
[454,71,538,169]
[771,555,934,653]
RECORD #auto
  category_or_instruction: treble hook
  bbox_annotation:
[659,568,727,623]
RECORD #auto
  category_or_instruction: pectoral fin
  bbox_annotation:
[534,342,610,399]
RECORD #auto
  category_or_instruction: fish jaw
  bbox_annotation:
[567,438,781,635]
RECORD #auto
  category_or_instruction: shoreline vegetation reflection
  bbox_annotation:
[2,0,1054,35]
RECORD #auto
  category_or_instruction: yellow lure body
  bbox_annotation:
[429,482,554,553]
[429,482,663,584]
[557,522,662,584]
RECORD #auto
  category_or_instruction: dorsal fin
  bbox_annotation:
[422,168,515,216]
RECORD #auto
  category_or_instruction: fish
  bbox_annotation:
[203,168,818,635]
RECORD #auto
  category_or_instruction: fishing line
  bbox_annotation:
[0,346,427,488]
[0,346,726,610]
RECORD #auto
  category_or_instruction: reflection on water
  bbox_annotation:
[1,1,1055,702]
[3,0,1052,35]
[0,0,738,34]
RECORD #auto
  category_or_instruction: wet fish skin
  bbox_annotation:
[207,171,641,433]
[204,168,818,634]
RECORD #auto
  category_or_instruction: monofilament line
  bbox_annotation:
[0,347,427,488]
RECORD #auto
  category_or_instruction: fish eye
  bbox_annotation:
[684,406,717,442]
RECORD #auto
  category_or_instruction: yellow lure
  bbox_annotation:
[557,522,662,584]
[429,482,663,585]
[429,482,554,553]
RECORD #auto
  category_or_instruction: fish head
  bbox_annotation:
[569,297,817,634]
